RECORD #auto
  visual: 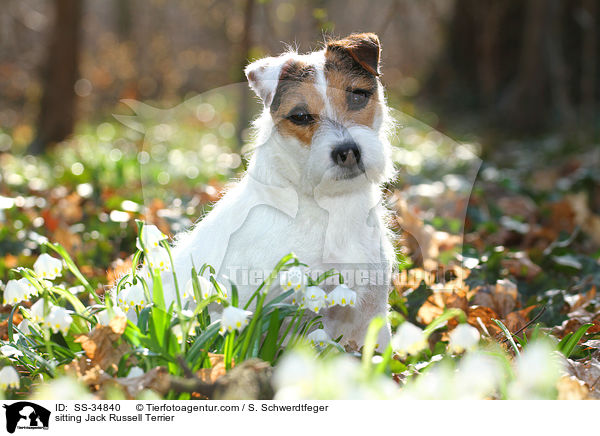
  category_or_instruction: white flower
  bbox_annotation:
[391,322,427,358]
[145,247,171,272]
[127,366,145,378]
[3,278,37,305]
[68,285,85,295]
[303,286,327,313]
[117,282,148,312]
[16,319,33,336]
[45,306,73,334]
[455,352,504,399]
[0,366,20,390]
[33,253,63,280]
[185,275,227,301]
[172,320,198,343]
[508,341,561,399]
[96,306,126,325]
[0,345,23,358]
[281,267,307,292]
[328,284,357,307]
[32,376,92,400]
[448,324,480,353]
[220,306,252,334]
[30,299,52,323]
[136,224,168,250]
[306,329,332,348]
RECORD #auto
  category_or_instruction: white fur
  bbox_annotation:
[142,48,396,350]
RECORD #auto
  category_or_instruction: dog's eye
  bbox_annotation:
[286,108,315,126]
[347,89,372,110]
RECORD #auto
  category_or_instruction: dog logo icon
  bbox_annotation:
[3,402,51,433]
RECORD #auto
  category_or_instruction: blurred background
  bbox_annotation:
[1,0,599,151]
[1,0,599,322]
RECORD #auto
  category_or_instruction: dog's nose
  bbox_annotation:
[331,142,361,168]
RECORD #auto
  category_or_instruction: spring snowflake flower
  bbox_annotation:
[0,366,20,390]
[145,247,171,272]
[3,278,37,305]
[45,306,73,334]
[183,275,227,302]
[118,282,148,312]
[0,345,23,358]
[96,306,126,325]
[172,321,198,343]
[509,341,561,399]
[449,324,480,353]
[136,224,168,250]
[280,267,306,292]
[306,329,332,348]
[15,319,33,336]
[33,253,63,280]
[328,284,357,307]
[220,306,252,334]
[303,286,327,313]
[30,299,51,323]
[391,322,427,358]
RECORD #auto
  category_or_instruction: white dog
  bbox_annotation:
[143,33,396,350]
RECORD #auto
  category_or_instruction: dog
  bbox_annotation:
[138,33,396,350]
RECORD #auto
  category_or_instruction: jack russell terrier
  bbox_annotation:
[136,33,396,350]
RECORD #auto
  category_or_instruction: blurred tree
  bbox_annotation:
[28,0,82,155]
[429,0,599,135]
[235,0,256,148]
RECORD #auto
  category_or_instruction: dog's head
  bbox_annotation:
[245,33,393,194]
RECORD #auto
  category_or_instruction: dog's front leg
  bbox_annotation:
[321,288,391,352]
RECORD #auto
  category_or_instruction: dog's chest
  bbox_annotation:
[221,191,387,275]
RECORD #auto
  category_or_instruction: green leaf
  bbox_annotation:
[493,318,520,356]
[560,323,593,358]
[259,308,281,363]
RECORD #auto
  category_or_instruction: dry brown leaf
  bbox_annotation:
[555,310,600,338]
[562,357,600,399]
[501,251,542,281]
[503,305,537,333]
[105,367,170,399]
[472,279,518,319]
[417,290,468,325]
[566,192,600,246]
[393,197,461,270]
[197,353,230,384]
[464,305,502,337]
[74,316,129,371]
[556,375,592,400]
[569,286,597,313]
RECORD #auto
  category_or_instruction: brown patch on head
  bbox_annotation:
[270,60,323,146]
[326,33,381,76]
[325,33,383,127]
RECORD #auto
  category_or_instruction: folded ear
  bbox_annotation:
[245,55,290,107]
[326,33,381,76]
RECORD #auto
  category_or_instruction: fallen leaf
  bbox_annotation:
[472,279,518,319]
[501,251,542,281]
[503,305,537,333]
[73,316,129,371]
[562,357,600,399]
[556,375,591,400]
[197,353,230,384]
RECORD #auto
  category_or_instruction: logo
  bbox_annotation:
[3,402,50,433]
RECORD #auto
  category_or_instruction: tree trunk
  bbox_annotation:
[28,0,82,155]
[235,0,256,153]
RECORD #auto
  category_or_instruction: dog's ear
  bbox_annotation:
[245,56,289,107]
[326,33,381,76]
